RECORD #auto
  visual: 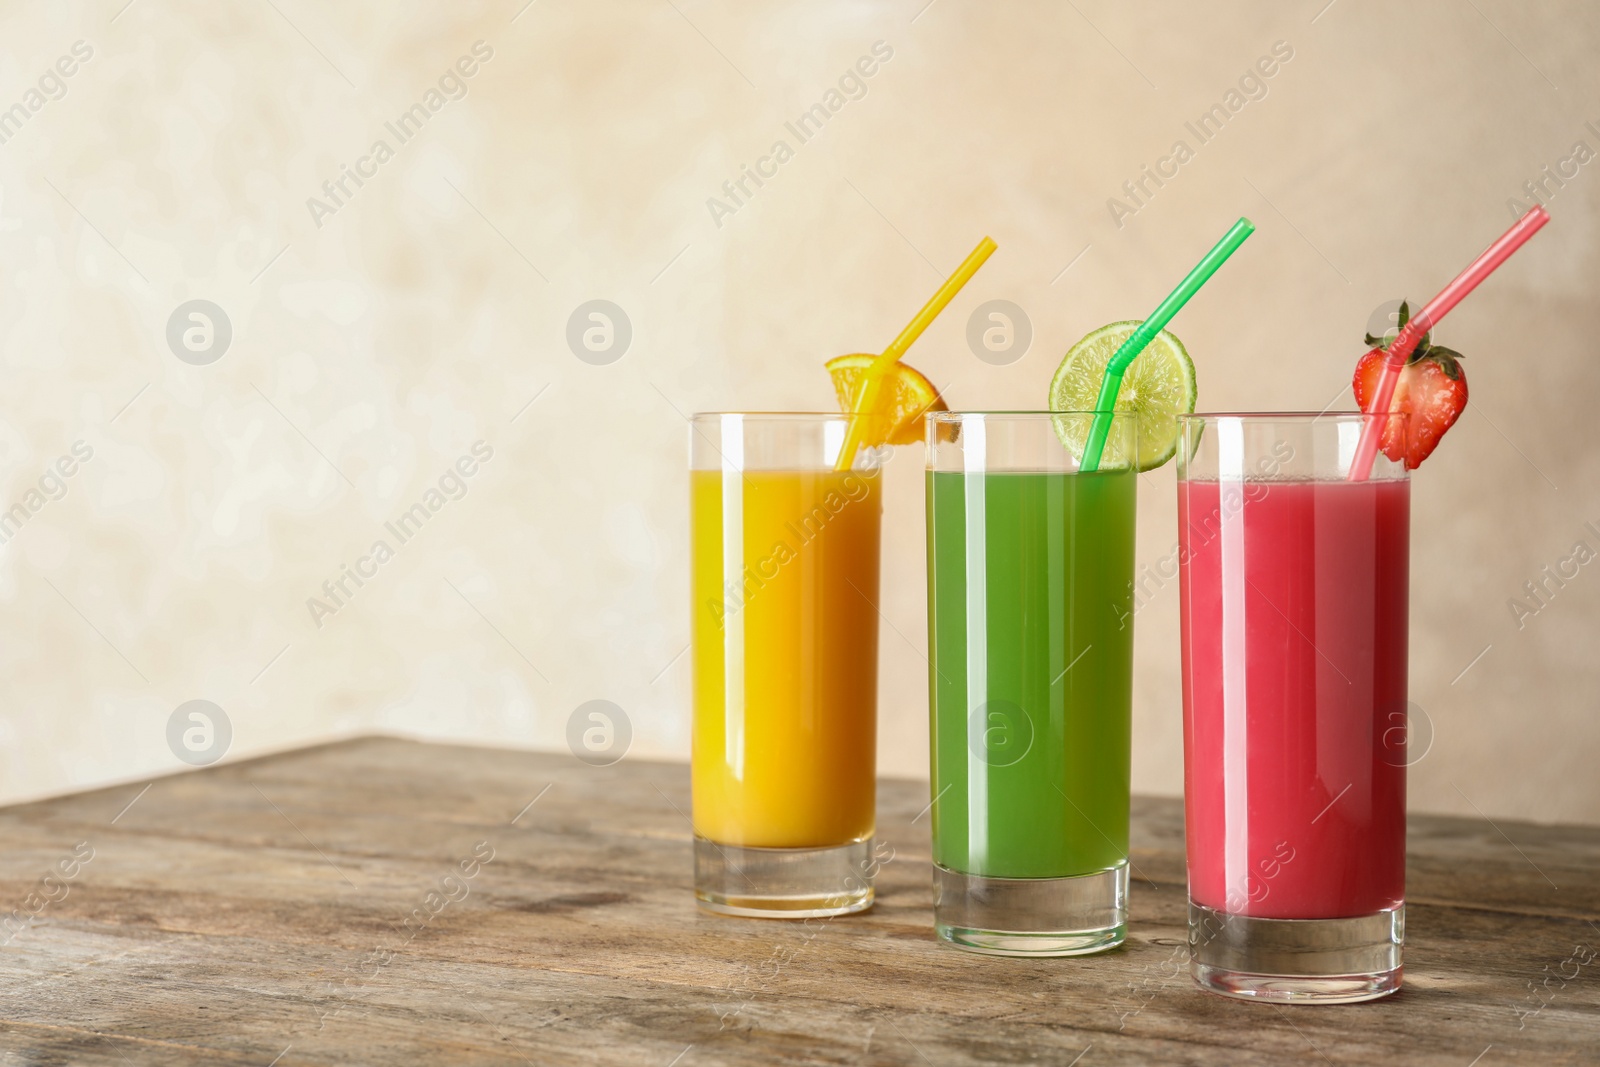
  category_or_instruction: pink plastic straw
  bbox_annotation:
[1348,205,1551,481]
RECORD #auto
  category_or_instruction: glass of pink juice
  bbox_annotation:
[1177,413,1409,1003]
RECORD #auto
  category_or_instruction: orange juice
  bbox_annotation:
[690,467,881,848]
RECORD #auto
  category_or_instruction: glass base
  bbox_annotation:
[694,836,874,919]
[1188,901,1404,1003]
[933,861,1128,956]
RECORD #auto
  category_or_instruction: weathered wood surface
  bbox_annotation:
[0,736,1595,1065]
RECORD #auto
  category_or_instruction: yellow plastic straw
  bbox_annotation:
[834,236,998,471]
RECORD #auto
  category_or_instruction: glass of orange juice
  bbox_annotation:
[690,412,884,917]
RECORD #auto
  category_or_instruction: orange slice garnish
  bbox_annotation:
[825,353,947,447]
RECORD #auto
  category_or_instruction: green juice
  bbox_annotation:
[926,469,1136,879]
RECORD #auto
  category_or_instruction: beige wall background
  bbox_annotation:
[1,0,1597,823]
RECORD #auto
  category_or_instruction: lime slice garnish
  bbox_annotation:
[1048,320,1197,471]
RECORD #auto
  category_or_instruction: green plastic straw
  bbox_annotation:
[1080,217,1256,471]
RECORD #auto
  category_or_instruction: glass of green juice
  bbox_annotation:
[924,411,1137,956]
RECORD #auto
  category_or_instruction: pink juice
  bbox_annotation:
[1179,477,1409,919]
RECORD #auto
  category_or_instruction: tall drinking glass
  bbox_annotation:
[1178,413,1409,1002]
[690,413,883,917]
[925,412,1136,955]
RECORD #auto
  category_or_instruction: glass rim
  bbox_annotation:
[927,409,1136,419]
[690,411,852,421]
[1179,410,1409,422]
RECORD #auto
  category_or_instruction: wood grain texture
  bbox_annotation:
[0,736,1594,1065]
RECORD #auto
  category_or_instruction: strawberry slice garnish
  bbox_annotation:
[1352,300,1469,469]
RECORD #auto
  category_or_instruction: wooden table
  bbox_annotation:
[0,737,1595,1065]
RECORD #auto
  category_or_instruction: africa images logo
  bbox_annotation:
[305,41,495,228]
[704,41,894,228]
[1105,40,1294,228]
[305,442,494,628]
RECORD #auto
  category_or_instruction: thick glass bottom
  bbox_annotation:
[694,836,874,919]
[1188,900,1404,1003]
[933,862,1127,956]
